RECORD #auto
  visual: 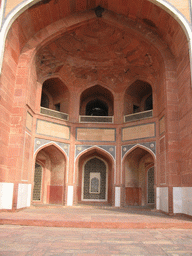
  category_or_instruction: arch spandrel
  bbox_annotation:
[34,138,69,158]
[122,142,156,161]
[75,145,116,161]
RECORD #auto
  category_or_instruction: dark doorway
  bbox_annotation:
[86,100,108,116]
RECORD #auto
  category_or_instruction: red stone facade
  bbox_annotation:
[0,0,192,215]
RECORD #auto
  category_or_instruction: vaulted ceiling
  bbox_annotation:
[36,18,161,84]
[9,0,187,64]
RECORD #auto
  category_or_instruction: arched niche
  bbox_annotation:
[123,146,155,207]
[41,78,69,114]
[80,85,114,116]
[76,148,114,205]
[124,80,153,115]
[33,144,66,205]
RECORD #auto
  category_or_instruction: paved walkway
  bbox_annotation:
[0,205,192,229]
[1,225,192,255]
[1,206,192,255]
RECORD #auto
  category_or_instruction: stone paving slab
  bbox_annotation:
[0,225,192,255]
[0,205,192,229]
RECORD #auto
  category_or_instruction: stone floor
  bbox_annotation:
[1,225,192,255]
[0,205,192,229]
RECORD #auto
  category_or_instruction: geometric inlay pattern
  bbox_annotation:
[32,163,42,201]
[83,158,106,200]
[148,167,154,204]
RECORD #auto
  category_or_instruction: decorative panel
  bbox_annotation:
[76,128,115,142]
[122,123,155,141]
[36,119,70,139]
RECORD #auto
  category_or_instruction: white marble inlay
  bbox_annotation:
[115,187,121,207]
[0,182,14,209]
[67,186,73,206]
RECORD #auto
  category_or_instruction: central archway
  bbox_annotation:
[76,147,114,205]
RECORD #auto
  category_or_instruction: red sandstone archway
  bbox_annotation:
[33,144,67,205]
[122,145,155,207]
[0,0,191,215]
[75,147,114,205]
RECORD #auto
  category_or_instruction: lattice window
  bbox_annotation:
[83,158,106,200]
[148,167,154,204]
[33,163,42,201]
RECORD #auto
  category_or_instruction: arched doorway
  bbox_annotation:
[77,149,113,205]
[86,99,108,116]
[33,145,66,205]
[123,147,155,207]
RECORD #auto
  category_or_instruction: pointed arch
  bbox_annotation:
[75,145,115,163]
[122,144,155,206]
[122,144,156,162]
[34,141,68,160]
[33,142,67,205]
[74,145,115,205]
[81,156,108,201]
